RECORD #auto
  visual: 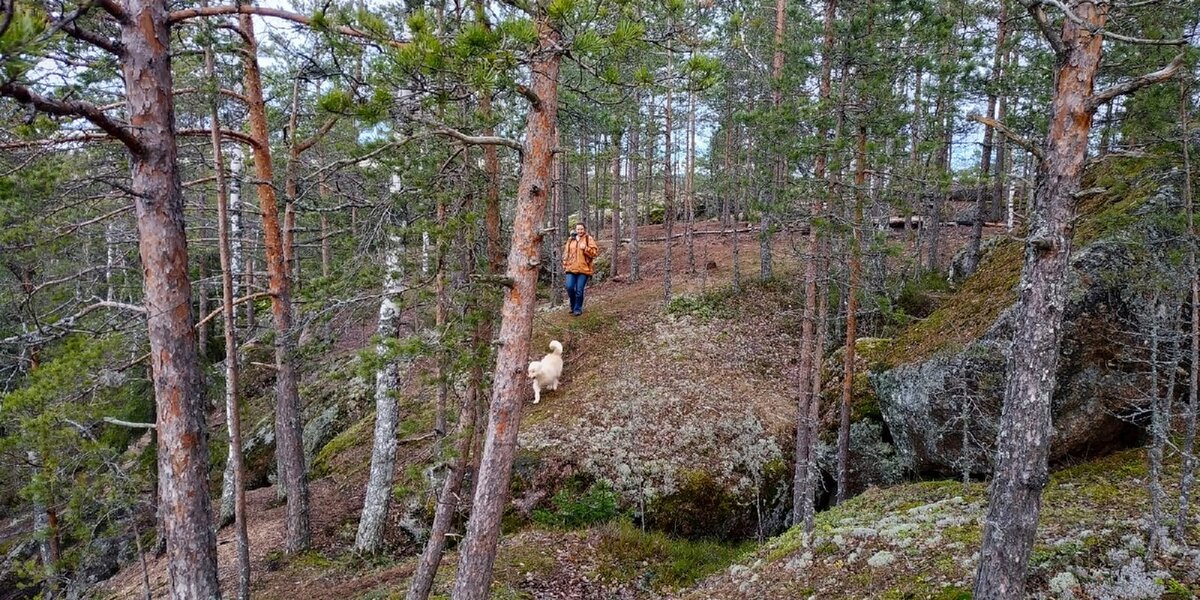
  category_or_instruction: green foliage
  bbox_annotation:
[0,2,49,78]
[896,271,952,320]
[666,288,734,321]
[532,481,620,529]
[595,520,751,591]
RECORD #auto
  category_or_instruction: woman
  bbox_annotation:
[562,222,599,316]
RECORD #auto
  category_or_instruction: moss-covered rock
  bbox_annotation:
[873,159,1182,477]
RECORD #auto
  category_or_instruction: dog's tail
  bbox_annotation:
[549,340,563,355]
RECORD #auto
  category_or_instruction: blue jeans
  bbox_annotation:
[565,272,591,313]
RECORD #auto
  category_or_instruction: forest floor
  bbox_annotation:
[96,219,1004,600]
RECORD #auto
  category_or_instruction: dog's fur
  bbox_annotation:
[527,340,563,404]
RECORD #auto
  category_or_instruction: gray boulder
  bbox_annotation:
[874,189,1181,476]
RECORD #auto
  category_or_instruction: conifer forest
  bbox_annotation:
[2,0,1200,598]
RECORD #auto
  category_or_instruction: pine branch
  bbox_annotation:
[1089,52,1187,111]
[178,128,262,151]
[295,117,338,154]
[168,5,409,47]
[0,81,142,153]
[1019,0,1067,56]
[410,115,524,152]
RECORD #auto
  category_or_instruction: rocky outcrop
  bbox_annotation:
[874,185,1184,476]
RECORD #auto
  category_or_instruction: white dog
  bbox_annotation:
[527,340,563,404]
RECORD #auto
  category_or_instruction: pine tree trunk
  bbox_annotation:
[686,79,697,274]
[836,123,866,505]
[611,130,622,279]
[406,356,479,600]
[967,1,1008,275]
[663,63,676,304]
[122,0,220,594]
[627,103,641,282]
[807,242,830,533]
[974,4,1109,596]
[240,11,309,553]
[450,17,561,598]
[1176,81,1198,542]
[795,0,836,527]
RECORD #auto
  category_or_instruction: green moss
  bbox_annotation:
[886,239,1023,368]
[594,520,753,591]
[311,410,375,477]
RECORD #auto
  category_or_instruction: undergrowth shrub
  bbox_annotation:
[532,481,620,528]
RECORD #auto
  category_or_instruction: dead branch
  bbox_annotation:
[969,114,1044,161]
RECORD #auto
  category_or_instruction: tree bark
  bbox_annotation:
[685,77,697,274]
[611,130,622,279]
[967,1,1008,276]
[123,0,220,594]
[355,184,409,553]
[973,3,1108,596]
[207,71,250,599]
[836,122,866,505]
[795,0,836,528]
[451,15,560,598]
[240,11,309,553]
[1177,80,1198,542]
[627,101,641,283]
[663,58,676,304]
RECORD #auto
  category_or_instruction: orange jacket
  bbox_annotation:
[562,233,600,275]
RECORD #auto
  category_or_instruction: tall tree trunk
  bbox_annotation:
[974,3,1110,596]
[907,65,924,261]
[434,196,448,438]
[406,348,480,600]
[319,172,332,278]
[122,0,220,594]
[966,0,1009,276]
[836,122,866,505]
[1176,79,1198,542]
[611,130,622,279]
[627,101,641,282]
[762,0,786,282]
[205,29,250,599]
[795,0,836,528]
[240,11,309,553]
[451,17,561,598]
[355,178,409,553]
[663,61,676,304]
[685,76,697,274]
[197,259,210,358]
[807,241,830,533]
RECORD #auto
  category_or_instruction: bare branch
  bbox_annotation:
[0,82,142,152]
[103,417,156,429]
[0,132,116,149]
[410,115,524,153]
[516,84,542,110]
[1041,0,1187,45]
[95,0,127,22]
[969,113,1045,161]
[168,5,409,47]
[1089,52,1187,111]
[295,117,338,154]
[178,128,262,150]
[59,21,123,55]
[1018,0,1067,56]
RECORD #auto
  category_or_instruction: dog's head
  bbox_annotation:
[527,361,538,378]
